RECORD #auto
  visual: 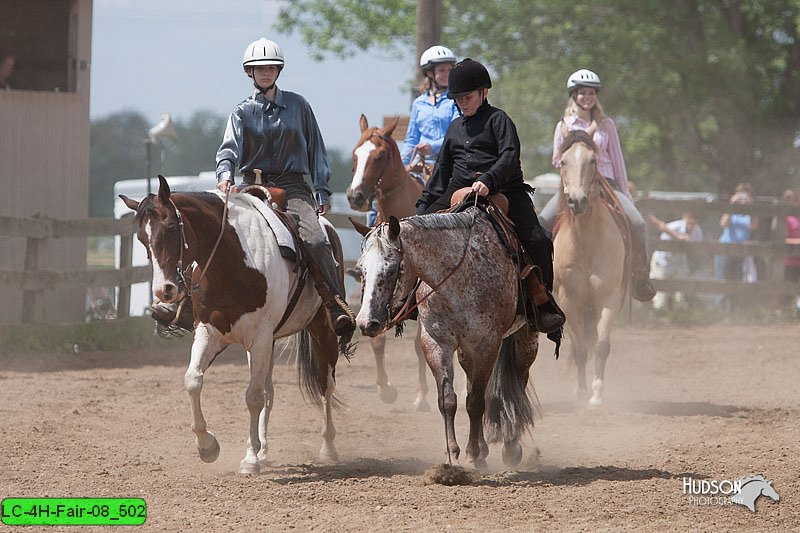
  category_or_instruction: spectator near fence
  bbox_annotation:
[782,189,800,312]
[715,182,759,283]
[647,211,704,310]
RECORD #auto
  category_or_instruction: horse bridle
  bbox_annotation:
[363,131,401,202]
[159,191,230,326]
[363,215,476,335]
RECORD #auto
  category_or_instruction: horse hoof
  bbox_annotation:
[588,396,604,408]
[198,435,220,463]
[502,442,523,468]
[238,460,260,475]
[467,457,488,473]
[319,444,339,463]
[257,449,270,465]
[412,397,431,413]
[378,384,398,404]
[574,387,590,404]
[590,379,604,408]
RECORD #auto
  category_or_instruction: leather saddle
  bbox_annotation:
[234,183,288,212]
[448,187,519,261]
[447,187,542,320]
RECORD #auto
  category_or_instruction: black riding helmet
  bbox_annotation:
[447,58,492,99]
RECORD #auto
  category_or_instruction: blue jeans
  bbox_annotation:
[366,199,379,227]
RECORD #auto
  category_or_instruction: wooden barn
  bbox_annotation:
[0,0,93,324]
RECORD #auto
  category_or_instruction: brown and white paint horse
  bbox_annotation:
[553,130,626,407]
[346,114,430,410]
[121,175,342,474]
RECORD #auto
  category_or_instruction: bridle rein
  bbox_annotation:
[159,190,230,327]
[365,213,476,335]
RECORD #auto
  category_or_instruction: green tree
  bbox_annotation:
[278,0,800,195]
[89,111,150,217]
[169,110,227,176]
[328,148,354,193]
[90,109,353,216]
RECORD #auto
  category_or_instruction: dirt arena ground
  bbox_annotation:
[1,322,797,532]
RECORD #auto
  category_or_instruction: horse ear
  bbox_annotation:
[359,114,369,132]
[388,216,401,240]
[350,216,371,237]
[157,175,171,204]
[119,194,139,212]
[383,115,399,137]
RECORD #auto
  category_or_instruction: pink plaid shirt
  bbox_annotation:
[552,115,630,198]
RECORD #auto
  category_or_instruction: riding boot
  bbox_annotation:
[306,258,356,342]
[631,237,657,302]
[526,270,566,334]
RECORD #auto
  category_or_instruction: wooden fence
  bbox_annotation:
[0,211,363,325]
[636,196,800,302]
[0,196,798,325]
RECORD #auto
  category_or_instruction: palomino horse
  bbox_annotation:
[353,210,538,469]
[346,114,430,410]
[120,176,342,474]
[553,130,626,407]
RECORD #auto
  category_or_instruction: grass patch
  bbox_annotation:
[0,318,192,355]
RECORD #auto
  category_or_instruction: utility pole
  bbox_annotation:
[414,0,443,97]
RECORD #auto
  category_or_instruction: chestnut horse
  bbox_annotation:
[553,130,626,407]
[346,114,430,410]
[353,212,539,470]
[120,176,343,474]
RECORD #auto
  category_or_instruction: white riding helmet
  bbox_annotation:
[242,38,285,72]
[567,69,601,92]
[419,45,457,71]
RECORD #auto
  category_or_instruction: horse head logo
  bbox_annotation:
[730,475,780,513]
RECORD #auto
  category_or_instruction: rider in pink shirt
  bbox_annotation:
[538,69,655,302]
[552,114,629,199]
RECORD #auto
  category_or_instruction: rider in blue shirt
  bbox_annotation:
[401,45,459,167]
[364,46,458,227]
[216,38,355,346]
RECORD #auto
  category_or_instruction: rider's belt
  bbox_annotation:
[243,171,304,185]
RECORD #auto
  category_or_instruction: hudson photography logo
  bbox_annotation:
[682,475,780,512]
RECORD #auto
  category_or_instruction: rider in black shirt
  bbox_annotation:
[416,59,565,334]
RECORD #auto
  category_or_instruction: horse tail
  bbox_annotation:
[484,334,535,444]
[294,328,344,411]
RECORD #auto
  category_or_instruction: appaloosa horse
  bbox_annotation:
[120,175,343,474]
[553,130,627,407]
[346,114,430,410]
[353,210,539,469]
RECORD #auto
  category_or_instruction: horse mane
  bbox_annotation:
[405,209,478,232]
[561,129,596,154]
[133,191,221,222]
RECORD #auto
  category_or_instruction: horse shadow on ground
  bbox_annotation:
[259,459,705,489]
[478,465,696,488]
[261,457,432,484]
[542,400,748,418]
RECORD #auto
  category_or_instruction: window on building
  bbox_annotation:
[0,0,79,92]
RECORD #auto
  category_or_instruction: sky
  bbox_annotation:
[90,0,412,151]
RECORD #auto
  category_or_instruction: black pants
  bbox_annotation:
[421,184,554,290]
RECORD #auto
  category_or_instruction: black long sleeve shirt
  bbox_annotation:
[416,101,526,213]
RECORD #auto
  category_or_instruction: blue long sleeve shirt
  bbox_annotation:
[401,91,459,165]
[216,88,333,204]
